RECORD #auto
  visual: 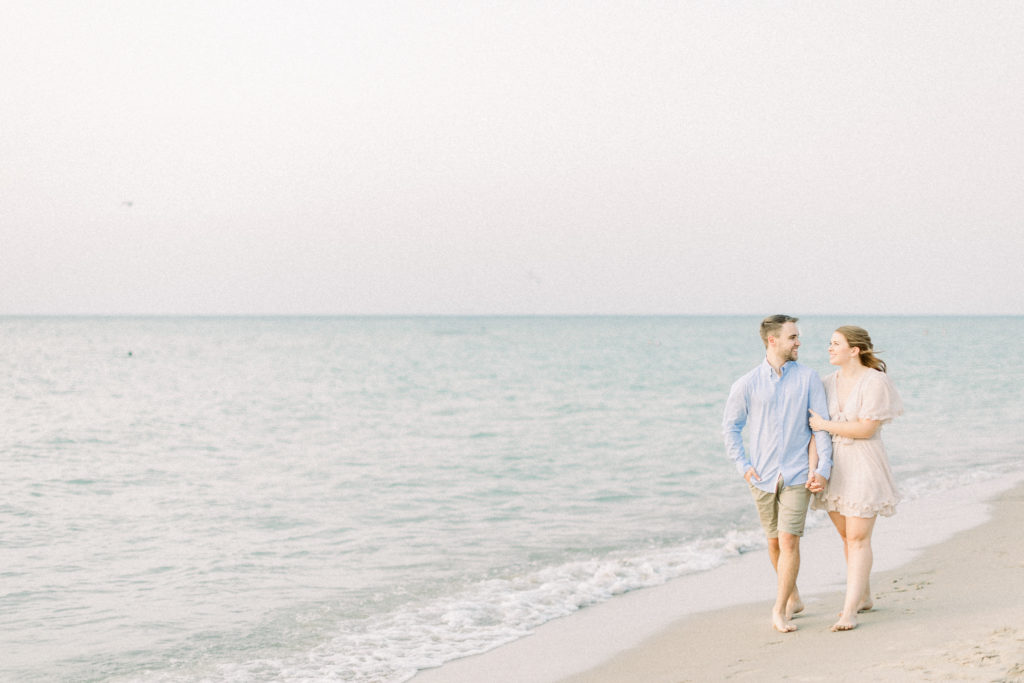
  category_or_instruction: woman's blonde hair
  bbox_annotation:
[836,325,887,373]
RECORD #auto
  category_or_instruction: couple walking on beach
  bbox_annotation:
[723,315,903,633]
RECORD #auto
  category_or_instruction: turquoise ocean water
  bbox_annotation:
[2,316,1022,682]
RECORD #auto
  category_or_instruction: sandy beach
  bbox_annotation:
[414,477,1024,682]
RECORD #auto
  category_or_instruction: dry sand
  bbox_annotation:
[414,477,1024,682]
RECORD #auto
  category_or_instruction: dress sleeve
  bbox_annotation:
[858,371,903,423]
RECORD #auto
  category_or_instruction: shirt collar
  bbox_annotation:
[762,357,795,379]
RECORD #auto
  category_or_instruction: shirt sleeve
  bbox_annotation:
[858,371,904,423]
[722,379,751,475]
[809,375,833,479]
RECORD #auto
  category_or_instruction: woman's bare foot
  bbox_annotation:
[838,598,872,617]
[788,597,805,617]
[830,612,857,632]
[772,610,797,633]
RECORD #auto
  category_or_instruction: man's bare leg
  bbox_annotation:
[772,531,801,632]
[767,536,804,617]
[832,515,877,632]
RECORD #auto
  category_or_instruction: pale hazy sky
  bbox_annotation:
[3,1,1022,315]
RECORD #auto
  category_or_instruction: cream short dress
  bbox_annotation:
[812,368,903,518]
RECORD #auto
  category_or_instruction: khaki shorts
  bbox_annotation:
[749,477,811,538]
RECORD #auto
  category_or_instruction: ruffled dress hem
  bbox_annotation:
[812,492,899,518]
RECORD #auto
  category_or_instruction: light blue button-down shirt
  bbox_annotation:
[723,359,833,492]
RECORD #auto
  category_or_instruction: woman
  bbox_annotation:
[808,325,902,632]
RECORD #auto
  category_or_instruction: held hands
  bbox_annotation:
[808,409,828,432]
[747,468,825,492]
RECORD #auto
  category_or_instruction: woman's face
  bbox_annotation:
[828,332,858,366]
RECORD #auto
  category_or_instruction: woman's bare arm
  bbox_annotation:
[809,409,881,439]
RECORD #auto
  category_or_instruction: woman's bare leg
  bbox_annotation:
[827,510,848,559]
[828,511,873,613]
[832,515,877,631]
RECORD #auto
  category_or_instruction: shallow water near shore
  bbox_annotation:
[2,315,1022,682]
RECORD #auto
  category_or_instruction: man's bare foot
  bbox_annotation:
[788,597,805,617]
[772,611,797,633]
[830,612,857,632]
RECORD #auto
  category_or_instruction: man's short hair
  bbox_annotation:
[760,314,798,347]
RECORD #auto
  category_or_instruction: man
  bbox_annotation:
[723,315,832,633]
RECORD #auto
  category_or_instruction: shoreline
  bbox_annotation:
[413,475,1024,682]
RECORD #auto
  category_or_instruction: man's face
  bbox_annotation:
[771,322,801,362]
